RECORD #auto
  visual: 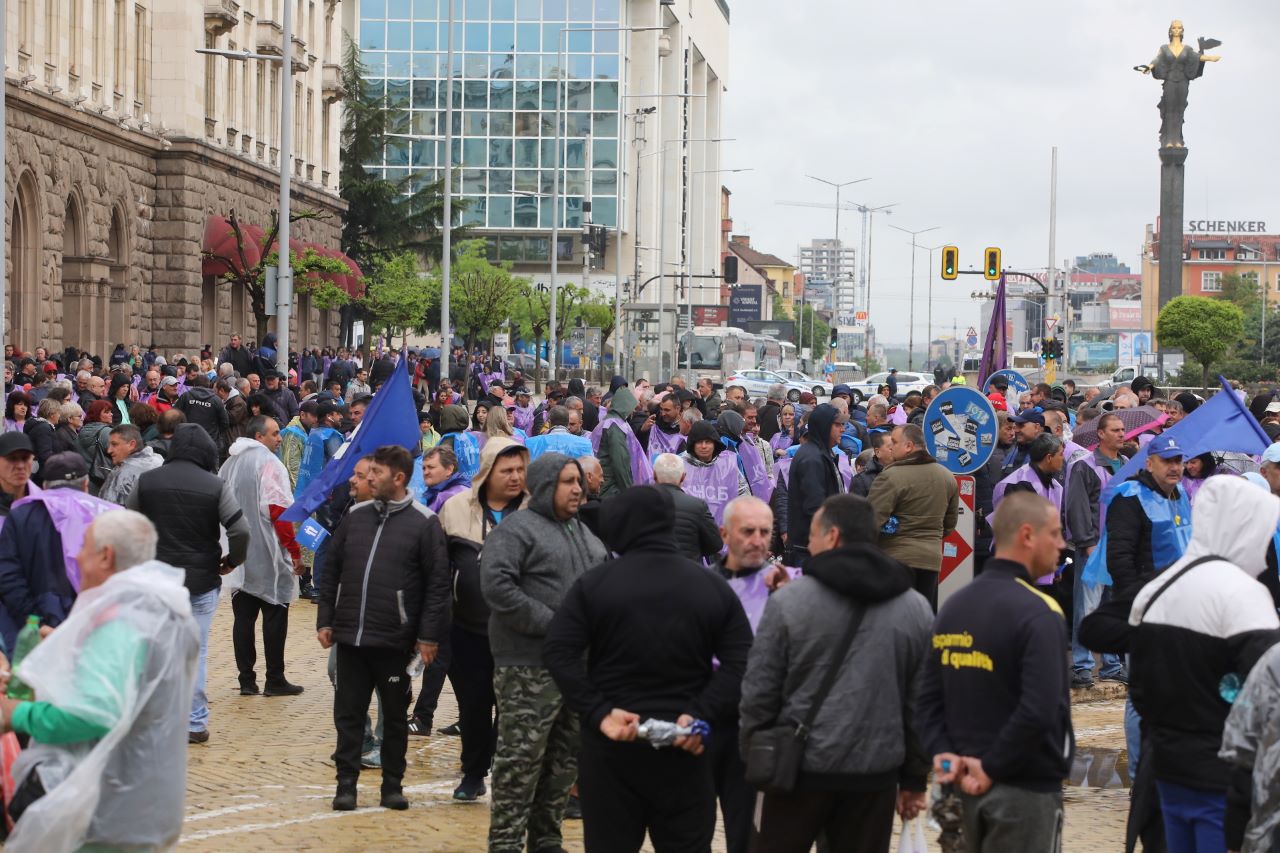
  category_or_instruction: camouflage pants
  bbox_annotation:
[489,666,580,853]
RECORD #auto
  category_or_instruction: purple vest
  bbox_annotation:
[648,424,686,457]
[12,488,117,593]
[993,464,1063,513]
[591,416,654,486]
[725,566,802,634]
[682,453,740,525]
[837,452,853,492]
[512,405,535,433]
[769,432,793,456]
[739,439,773,501]
[428,482,470,514]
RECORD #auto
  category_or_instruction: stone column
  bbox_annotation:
[1157,147,1188,309]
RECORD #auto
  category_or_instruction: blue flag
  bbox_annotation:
[1101,376,1270,503]
[282,357,421,523]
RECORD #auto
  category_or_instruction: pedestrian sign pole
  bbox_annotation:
[939,475,976,607]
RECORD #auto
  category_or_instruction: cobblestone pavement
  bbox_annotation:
[180,596,1131,851]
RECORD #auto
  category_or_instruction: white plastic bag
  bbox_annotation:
[896,817,928,853]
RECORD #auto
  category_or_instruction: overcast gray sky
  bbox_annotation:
[721,0,1279,348]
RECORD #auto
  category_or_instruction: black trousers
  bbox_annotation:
[447,626,498,781]
[578,732,716,853]
[911,568,938,612]
[333,644,413,786]
[231,590,289,687]
[754,786,896,853]
[707,721,755,853]
[412,629,452,724]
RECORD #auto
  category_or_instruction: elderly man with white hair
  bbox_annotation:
[1,509,199,852]
[652,452,723,562]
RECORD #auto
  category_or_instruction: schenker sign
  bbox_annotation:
[1187,220,1268,233]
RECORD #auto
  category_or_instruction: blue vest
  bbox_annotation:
[296,426,340,495]
[1081,480,1191,587]
[444,431,481,480]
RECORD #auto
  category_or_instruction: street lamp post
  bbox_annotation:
[197,3,294,375]
[548,26,663,383]
[805,176,868,357]
[441,0,456,360]
[889,224,939,370]
[918,242,945,368]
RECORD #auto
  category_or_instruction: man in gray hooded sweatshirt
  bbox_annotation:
[481,452,609,853]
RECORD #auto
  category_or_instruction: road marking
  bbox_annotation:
[185,802,272,823]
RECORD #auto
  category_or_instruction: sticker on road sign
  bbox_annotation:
[982,368,1030,397]
[922,387,998,475]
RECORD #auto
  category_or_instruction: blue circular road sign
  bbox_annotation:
[982,368,1030,397]
[922,386,999,475]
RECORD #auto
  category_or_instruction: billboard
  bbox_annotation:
[1117,332,1153,367]
[692,305,728,326]
[743,320,796,342]
[1109,301,1142,329]
[729,285,763,327]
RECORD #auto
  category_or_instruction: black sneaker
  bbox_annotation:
[453,777,486,802]
[1071,673,1095,689]
[264,681,305,697]
[1101,670,1129,685]
[408,717,433,736]
[438,722,461,736]
[563,794,582,820]
[239,682,260,696]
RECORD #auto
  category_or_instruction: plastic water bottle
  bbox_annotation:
[406,655,426,678]
[7,615,42,700]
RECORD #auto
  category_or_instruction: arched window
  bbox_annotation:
[9,173,42,352]
[106,207,129,355]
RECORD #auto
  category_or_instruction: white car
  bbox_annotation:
[844,371,931,403]
[723,369,831,402]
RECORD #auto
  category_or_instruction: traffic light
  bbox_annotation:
[941,246,959,280]
[829,328,839,349]
[723,256,739,284]
[1043,338,1056,361]
[983,247,1001,281]
[1053,338,1064,361]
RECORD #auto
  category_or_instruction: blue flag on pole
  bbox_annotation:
[1101,376,1270,504]
[282,357,421,523]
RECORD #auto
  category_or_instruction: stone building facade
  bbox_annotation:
[4,0,353,358]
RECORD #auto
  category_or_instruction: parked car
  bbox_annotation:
[505,353,549,381]
[845,371,931,403]
[724,369,831,402]
[772,369,834,399]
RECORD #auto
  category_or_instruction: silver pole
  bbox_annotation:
[657,146,666,374]
[908,242,916,370]
[1047,146,1058,338]
[441,0,455,359]
[549,31,567,382]
[275,0,294,375]
[1263,257,1269,367]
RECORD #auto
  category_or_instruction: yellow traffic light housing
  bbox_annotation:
[983,247,1001,281]
[941,246,959,280]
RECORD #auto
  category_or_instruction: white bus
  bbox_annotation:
[677,326,785,385]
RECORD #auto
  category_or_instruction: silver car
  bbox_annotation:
[844,371,931,403]
[724,369,831,402]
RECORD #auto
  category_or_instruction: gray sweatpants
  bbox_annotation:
[960,784,1063,853]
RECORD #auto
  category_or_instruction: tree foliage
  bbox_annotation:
[444,241,529,352]
[201,209,352,344]
[1157,295,1245,389]
[363,252,433,346]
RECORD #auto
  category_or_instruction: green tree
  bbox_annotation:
[363,252,434,348]
[1156,295,1245,389]
[201,210,351,343]
[445,240,529,353]
[509,285,551,391]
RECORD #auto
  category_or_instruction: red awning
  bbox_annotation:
[334,251,365,298]
[201,216,263,277]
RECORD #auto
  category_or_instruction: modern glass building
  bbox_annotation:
[359,0,628,261]
[356,0,730,376]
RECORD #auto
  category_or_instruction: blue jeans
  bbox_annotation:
[1071,574,1124,677]
[1156,780,1227,853]
[1125,694,1142,778]
[189,587,221,732]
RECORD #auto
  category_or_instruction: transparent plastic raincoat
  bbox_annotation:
[5,560,199,852]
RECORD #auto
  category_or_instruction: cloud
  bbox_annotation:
[722,0,1276,349]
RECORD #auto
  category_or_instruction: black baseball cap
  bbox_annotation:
[42,451,89,483]
[0,432,34,457]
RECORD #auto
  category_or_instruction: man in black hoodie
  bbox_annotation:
[127,424,251,744]
[786,403,844,566]
[740,494,932,853]
[176,374,231,452]
[544,485,752,852]
[918,491,1073,853]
